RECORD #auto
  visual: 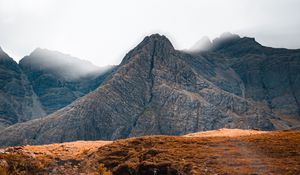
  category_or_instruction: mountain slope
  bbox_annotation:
[0,47,46,130]
[19,48,115,114]
[200,33,300,126]
[0,34,284,146]
[0,47,115,129]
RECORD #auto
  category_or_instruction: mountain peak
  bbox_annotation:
[189,36,212,52]
[122,33,174,64]
[211,32,241,50]
[142,33,174,50]
[210,33,263,51]
[210,34,263,57]
[0,46,14,62]
[218,32,240,40]
[29,48,71,58]
[239,37,260,45]
[20,48,101,80]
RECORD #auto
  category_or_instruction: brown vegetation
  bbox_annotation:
[0,129,299,174]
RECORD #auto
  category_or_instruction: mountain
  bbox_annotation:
[2,33,297,146]
[19,48,115,114]
[0,48,115,129]
[0,47,45,130]
[188,36,212,52]
[204,33,300,126]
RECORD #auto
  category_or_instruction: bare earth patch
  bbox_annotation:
[22,140,112,160]
[183,128,267,137]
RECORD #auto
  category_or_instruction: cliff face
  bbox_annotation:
[0,48,114,130]
[0,47,45,130]
[1,34,290,146]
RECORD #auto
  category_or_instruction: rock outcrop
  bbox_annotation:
[1,34,291,146]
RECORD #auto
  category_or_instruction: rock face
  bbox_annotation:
[206,33,300,126]
[0,47,114,129]
[0,47,46,130]
[1,34,296,147]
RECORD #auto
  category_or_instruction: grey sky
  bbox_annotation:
[0,0,299,66]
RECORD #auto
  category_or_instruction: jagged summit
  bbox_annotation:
[143,33,174,54]
[121,34,174,64]
[187,33,263,57]
[135,33,174,51]
[212,35,263,57]
[187,33,262,54]
[211,32,241,50]
[211,32,263,51]
[145,34,173,46]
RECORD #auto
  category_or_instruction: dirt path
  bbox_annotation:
[230,139,269,174]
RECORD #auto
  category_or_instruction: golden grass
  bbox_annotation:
[0,129,299,174]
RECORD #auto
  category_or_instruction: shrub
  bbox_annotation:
[98,164,112,175]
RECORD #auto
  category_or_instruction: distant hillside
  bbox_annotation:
[0,47,115,129]
[19,48,115,114]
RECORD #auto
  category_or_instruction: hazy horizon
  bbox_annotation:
[1,0,300,66]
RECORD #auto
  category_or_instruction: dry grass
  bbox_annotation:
[0,150,47,175]
[85,130,300,175]
[0,129,299,174]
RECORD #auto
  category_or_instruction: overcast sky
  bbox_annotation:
[0,0,299,66]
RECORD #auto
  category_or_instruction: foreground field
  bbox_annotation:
[0,128,299,175]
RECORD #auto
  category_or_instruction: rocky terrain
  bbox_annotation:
[0,47,115,130]
[1,33,300,146]
[0,128,299,175]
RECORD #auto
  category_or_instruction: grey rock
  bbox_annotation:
[0,47,46,129]
[204,35,300,123]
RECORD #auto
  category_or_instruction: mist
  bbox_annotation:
[0,0,300,66]
[20,48,112,81]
